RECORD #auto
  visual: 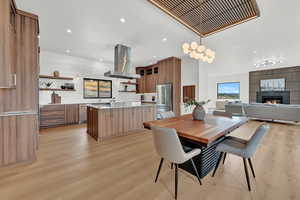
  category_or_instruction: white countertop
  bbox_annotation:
[0,111,37,117]
[88,102,155,109]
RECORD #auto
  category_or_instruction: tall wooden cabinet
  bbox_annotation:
[0,115,38,166]
[0,0,39,167]
[136,57,181,116]
[0,0,16,88]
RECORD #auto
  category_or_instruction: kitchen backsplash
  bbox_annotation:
[39,51,140,105]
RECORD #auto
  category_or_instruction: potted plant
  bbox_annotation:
[185,99,211,121]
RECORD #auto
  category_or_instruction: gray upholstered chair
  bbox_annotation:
[212,123,269,191]
[225,103,244,116]
[159,111,176,119]
[152,126,202,200]
[213,110,232,118]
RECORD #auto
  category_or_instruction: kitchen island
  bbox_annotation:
[87,102,156,141]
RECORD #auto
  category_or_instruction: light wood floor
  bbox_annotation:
[0,121,299,200]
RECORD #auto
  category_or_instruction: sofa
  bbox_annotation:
[225,103,244,116]
[243,104,300,123]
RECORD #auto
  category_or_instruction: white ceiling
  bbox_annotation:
[202,0,300,75]
[16,0,300,71]
[16,0,200,67]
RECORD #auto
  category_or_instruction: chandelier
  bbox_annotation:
[182,38,215,63]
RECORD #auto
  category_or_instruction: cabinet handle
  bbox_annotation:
[12,74,17,86]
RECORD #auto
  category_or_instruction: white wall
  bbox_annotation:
[39,51,140,105]
[181,57,199,99]
[195,0,300,108]
[181,57,200,114]
[206,73,249,108]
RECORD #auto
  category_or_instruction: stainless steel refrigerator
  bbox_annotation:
[156,84,173,119]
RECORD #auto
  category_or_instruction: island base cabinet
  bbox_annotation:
[123,107,144,133]
[87,106,156,141]
[0,115,38,167]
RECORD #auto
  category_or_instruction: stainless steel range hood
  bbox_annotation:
[104,44,140,79]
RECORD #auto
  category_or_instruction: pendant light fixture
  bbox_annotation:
[182,37,215,63]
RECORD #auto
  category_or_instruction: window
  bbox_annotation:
[83,78,112,99]
[217,82,240,99]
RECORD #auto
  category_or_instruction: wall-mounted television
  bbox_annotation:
[260,78,285,91]
[217,82,240,99]
[83,78,112,99]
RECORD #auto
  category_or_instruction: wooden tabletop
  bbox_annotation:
[143,114,248,144]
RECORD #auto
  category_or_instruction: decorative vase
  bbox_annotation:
[192,105,206,121]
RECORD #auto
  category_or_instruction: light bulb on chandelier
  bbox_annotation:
[182,37,215,63]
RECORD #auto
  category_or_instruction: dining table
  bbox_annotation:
[143,114,248,179]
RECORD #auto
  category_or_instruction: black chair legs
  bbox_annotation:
[243,158,251,191]
[212,152,224,177]
[222,153,227,165]
[212,153,254,191]
[190,158,202,185]
[155,158,164,183]
[156,158,202,199]
[248,158,256,178]
[175,164,178,200]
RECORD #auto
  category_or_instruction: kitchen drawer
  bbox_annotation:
[40,118,65,128]
[40,105,65,112]
[40,110,65,118]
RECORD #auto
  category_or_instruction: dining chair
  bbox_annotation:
[152,126,202,200]
[212,123,269,191]
[159,111,176,119]
[213,110,232,118]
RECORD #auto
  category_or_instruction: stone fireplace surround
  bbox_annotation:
[249,66,300,104]
[256,91,290,104]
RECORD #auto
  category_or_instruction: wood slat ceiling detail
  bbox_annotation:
[148,0,260,37]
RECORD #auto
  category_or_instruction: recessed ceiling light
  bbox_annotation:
[99,58,103,62]
[120,18,126,23]
[67,29,72,34]
[253,51,257,54]
[66,49,70,53]
[153,56,157,58]
[162,38,167,42]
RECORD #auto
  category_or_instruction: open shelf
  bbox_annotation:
[120,82,138,85]
[118,90,137,93]
[39,88,76,91]
[39,75,74,80]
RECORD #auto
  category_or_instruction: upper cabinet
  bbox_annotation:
[136,65,158,93]
[0,0,16,88]
[0,4,39,113]
[136,57,181,116]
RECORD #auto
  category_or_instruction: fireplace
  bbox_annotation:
[256,91,290,104]
[262,96,283,104]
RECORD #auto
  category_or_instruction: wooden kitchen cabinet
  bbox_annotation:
[0,1,39,167]
[135,57,181,116]
[137,66,158,93]
[0,8,39,113]
[145,74,158,93]
[0,115,38,167]
[0,0,16,88]
[40,105,66,128]
[65,104,79,124]
[40,104,81,128]
[88,106,156,141]
[136,68,146,93]
[79,104,87,123]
